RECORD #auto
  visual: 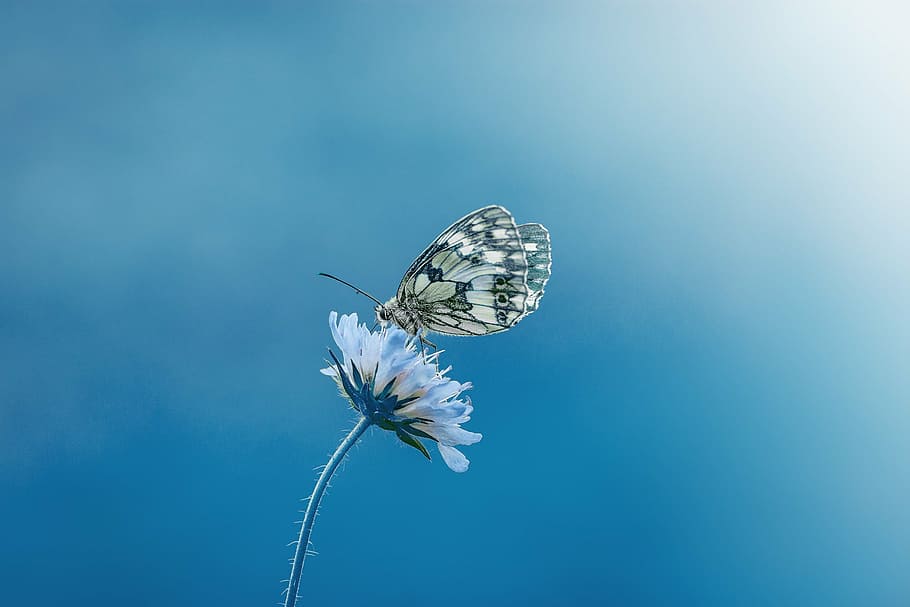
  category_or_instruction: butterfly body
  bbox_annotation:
[376,297,423,336]
[376,205,551,337]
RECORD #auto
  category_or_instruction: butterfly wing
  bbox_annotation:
[397,206,530,336]
[517,223,551,314]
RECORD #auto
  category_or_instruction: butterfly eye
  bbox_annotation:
[497,294,507,303]
[495,277,506,286]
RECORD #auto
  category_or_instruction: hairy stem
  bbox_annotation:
[284,415,371,607]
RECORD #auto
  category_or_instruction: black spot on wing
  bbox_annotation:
[426,266,443,282]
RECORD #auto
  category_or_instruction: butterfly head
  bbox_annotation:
[375,295,406,327]
[374,303,392,324]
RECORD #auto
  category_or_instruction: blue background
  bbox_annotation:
[2,2,908,605]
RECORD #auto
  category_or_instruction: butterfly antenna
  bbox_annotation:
[318,273,384,306]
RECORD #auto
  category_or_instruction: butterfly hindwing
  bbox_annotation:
[517,223,551,314]
[398,206,530,336]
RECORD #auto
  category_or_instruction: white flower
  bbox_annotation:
[321,311,482,472]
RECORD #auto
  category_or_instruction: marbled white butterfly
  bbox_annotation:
[323,206,550,338]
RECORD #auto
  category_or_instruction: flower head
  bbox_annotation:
[321,311,482,472]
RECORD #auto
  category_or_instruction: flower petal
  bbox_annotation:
[396,381,467,418]
[438,444,470,473]
[412,422,482,447]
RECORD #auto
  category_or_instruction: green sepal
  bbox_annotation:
[400,421,437,442]
[393,394,420,409]
[350,361,364,388]
[376,417,397,432]
[395,428,432,461]
[376,377,398,401]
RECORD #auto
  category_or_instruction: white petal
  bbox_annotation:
[329,311,364,375]
[401,402,467,426]
[372,327,420,393]
[438,444,470,473]
[396,380,466,418]
[390,363,436,400]
[358,329,383,381]
[413,422,482,447]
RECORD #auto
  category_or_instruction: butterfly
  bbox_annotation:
[322,206,550,338]
[322,205,549,340]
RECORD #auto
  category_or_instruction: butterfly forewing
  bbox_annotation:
[398,206,530,336]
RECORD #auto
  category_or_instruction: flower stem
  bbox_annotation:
[284,415,371,607]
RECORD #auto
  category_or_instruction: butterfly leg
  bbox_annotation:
[419,333,439,370]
